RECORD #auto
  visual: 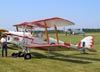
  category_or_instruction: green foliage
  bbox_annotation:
[34,28,100,34]
[83,28,100,33]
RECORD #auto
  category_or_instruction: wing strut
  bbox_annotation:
[44,21,49,44]
[54,25,59,44]
[16,26,19,31]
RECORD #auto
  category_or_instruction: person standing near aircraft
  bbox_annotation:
[0,34,8,57]
[37,32,43,40]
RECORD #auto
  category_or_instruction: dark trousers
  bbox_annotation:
[2,44,7,57]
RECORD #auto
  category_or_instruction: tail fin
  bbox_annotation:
[77,36,96,52]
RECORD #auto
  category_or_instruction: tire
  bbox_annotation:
[18,51,24,57]
[24,53,31,59]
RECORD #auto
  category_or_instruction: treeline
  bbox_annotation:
[83,28,100,33]
[34,30,64,34]
[34,28,100,33]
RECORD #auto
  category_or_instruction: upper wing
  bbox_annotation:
[13,17,75,29]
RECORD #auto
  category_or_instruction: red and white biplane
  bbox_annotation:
[6,17,96,59]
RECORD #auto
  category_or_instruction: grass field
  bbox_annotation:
[0,33,100,72]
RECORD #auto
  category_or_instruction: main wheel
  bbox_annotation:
[24,53,31,59]
[18,51,24,57]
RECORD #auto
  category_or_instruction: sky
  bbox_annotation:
[0,0,100,30]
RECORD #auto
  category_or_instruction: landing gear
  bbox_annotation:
[24,53,31,59]
[18,51,25,57]
[11,47,32,59]
[11,51,24,57]
[11,52,32,59]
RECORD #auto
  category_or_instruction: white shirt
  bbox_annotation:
[0,37,7,43]
[37,33,43,40]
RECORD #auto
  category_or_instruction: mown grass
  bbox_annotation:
[0,33,100,72]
